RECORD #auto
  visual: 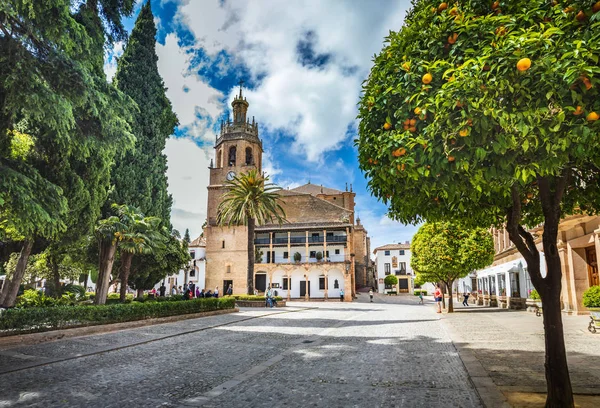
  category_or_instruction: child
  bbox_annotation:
[418,291,424,304]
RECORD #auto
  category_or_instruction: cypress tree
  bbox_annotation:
[110,1,178,224]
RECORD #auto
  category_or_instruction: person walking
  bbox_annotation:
[171,286,177,296]
[418,291,424,304]
[226,284,233,296]
[340,288,344,302]
[434,284,443,313]
[159,283,166,297]
[369,288,374,303]
[214,286,219,298]
[265,286,273,308]
[462,292,470,306]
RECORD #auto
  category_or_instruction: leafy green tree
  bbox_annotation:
[356,1,600,404]
[217,169,286,295]
[0,0,135,308]
[383,275,398,288]
[109,1,178,223]
[129,231,190,297]
[411,223,494,312]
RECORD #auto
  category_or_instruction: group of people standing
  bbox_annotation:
[150,282,234,300]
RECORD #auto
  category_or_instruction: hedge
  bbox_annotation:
[414,290,428,296]
[226,295,283,301]
[0,297,235,334]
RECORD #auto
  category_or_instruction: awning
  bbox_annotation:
[477,253,547,278]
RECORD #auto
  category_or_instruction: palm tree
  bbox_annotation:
[217,169,286,295]
[117,211,166,302]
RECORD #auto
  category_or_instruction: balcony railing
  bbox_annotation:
[394,269,408,276]
[254,235,348,245]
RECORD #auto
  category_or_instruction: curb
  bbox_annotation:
[0,308,239,350]
[440,319,511,408]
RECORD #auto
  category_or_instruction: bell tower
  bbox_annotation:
[204,82,263,295]
[207,81,263,225]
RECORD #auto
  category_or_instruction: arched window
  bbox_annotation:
[334,279,339,289]
[245,147,253,165]
[228,146,236,166]
[217,149,222,168]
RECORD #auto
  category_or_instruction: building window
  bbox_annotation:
[245,147,253,165]
[228,146,236,166]
[399,250,405,255]
[384,250,390,256]
[319,277,325,290]
[399,262,406,272]
[310,251,316,258]
[325,251,329,258]
[283,252,289,259]
[226,265,231,273]
[335,249,340,255]
[283,277,291,290]
[222,240,225,249]
[327,232,333,237]
[384,263,391,275]
[334,279,339,289]
[190,268,196,277]
[190,251,195,259]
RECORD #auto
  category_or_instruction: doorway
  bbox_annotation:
[587,247,598,287]
[255,274,267,292]
[399,278,409,293]
[223,280,233,295]
[300,280,311,297]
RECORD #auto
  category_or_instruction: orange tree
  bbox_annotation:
[356,1,600,406]
[411,222,494,312]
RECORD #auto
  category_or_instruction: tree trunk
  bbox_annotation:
[440,281,446,310]
[50,257,61,298]
[506,179,574,407]
[446,280,454,313]
[247,216,255,295]
[137,288,144,298]
[95,240,117,305]
[0,240,33,308]
[118,252,134,302]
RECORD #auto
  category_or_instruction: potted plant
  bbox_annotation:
[315,251,323,262]
[293,252,302,263]
[583,285,600,333]
[526,289,542,314]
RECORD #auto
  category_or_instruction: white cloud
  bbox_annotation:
[175,0,410,161]
[103,41,124,82]
[156,33,225,141]
[164,138,211,238]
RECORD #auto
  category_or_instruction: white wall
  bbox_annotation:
[375,248,412,293]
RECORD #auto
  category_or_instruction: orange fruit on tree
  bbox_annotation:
[392,147,407,157]
[449,7,458,16]
[383,122,392,130]
[422,73,433,84]
[438,2,448,12]
[408,126,417,133]
[402,62,410,71]
[459,128,469,137]
[517,58,531,71]
[414,107,422,115]
[409,118,417,126]
[594,1,600,13]
[467,118,473,126]
[527,193,533,199]
[483,64,491,71]
[448,156,455,162]
[587,112,599,121]
[403,118,411,126]
[582,77,593,90]
[403,124,409,130]
[564,6,574,13]
[492,1,500,10]
[448,33,458,44]
[374,160,378,164]
[573,106,584,115]
[576,10,586,21]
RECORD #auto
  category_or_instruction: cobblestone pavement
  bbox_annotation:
[0,295,481,408]
[436,296,600,406]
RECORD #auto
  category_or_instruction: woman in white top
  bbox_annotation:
[214,286,219,298]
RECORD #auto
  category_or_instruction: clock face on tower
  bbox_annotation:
[226,171,236,181]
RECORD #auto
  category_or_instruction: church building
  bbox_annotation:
[203,87,370,300]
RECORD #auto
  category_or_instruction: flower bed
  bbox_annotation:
[0,297,235,335]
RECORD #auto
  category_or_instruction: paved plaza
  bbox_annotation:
[1,295,599,407]
[0,295,480,408]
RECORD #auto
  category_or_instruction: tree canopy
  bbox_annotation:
[411,222,494,311]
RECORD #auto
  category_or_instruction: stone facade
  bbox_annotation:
[204,90,370,299]
[463,215,600,314]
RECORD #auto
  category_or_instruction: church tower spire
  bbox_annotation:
[232,79,249,124]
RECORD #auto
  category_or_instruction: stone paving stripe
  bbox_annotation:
[0,307,311,377]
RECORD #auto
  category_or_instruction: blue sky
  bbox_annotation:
[104,0,419,253]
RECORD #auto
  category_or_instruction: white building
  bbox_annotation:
[155,235,206,294]
[374,242,414,294]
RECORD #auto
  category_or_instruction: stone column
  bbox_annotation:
[269,232,273,264]
[287,231,291,264]
[305,230,309,262]
[287,273,291,301]
[557,236,574,313]
[323,229,327,261]
[305,272,309,301]
[595,227,600,277]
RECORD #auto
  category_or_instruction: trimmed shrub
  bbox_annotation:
[0,297,235,334]
[413,290,427,296]
[226,295,283,301]
[583,286,600,308]
[529,289,541,300]
[384,275,398,286]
